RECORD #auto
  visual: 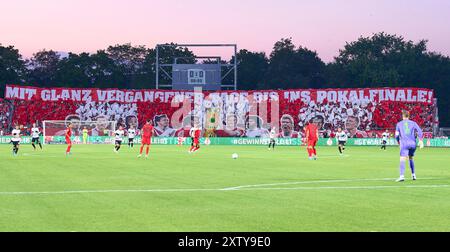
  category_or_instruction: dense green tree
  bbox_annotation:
[106,44,149,88]
[0,44,26,94]
[230,49,268,90]
[55,52,94,87]
[55,51,120,88]
[328,32,450,126]
[27,49,61,86]
[266,38,326,89]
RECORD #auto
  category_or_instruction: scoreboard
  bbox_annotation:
[172,64,221,90]
[188,69,206,85]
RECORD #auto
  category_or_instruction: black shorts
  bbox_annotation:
[128,138,134,142]
[11,141,20,147]
[32,137,40,144]
[338,141,346,146]
[270,139,276,144]
[115,140,122,145]
[382,140,387,145]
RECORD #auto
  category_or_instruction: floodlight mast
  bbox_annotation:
[155,44,238,90]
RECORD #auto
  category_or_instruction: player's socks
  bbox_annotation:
[309,148,314,157]
[66,146,71,153]
[399,160,406,177]
[338,146,342,154]
[32,143,36,150]
[409,159,415,175]
[39,143,42,149]
[146,146,150,156]
[139,145,144,154]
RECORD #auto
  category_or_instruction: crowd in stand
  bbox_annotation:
[0,99,12,135]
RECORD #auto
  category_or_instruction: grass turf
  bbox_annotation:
[0,143,449,231]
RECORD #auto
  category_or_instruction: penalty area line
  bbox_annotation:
[237,184,450,191]
[220,177,439,190]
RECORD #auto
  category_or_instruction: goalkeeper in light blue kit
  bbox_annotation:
[395,110,424,182]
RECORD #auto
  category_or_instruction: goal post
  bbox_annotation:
[43,120,117,144]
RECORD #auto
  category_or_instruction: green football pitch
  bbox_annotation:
[1,143,449,231]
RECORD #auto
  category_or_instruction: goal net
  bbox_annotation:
[43,120,117,144]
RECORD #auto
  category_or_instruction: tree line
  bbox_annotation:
[1,32,449,126]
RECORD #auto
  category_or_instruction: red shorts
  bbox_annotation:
[307,139,317,147]
[66,138,71,144]
[142,136,151,145]
[193,138,200,145]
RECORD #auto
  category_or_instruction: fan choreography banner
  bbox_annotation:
[5,85,434,104]
[4,85,436,139]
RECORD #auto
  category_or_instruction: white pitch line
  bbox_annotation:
[220,177,439,190]
[238,184,450,191]
[0,181,448,196]
[0,188,218,195]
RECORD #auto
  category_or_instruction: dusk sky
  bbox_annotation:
[1,0,449,62]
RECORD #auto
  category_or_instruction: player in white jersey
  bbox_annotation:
[381,129,389,150]
[335,127,348,155]
[127,126,136,148]
[11,125,22,156]
[114,126,125,153]
[268,127,277,150]
[31,123,43,150]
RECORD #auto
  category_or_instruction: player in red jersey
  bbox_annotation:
[65,123,73,156]
[305,121,319,160]
[138,119,154,158]
[189,124,202,153]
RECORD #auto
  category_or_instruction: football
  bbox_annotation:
[232,153,239,159]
